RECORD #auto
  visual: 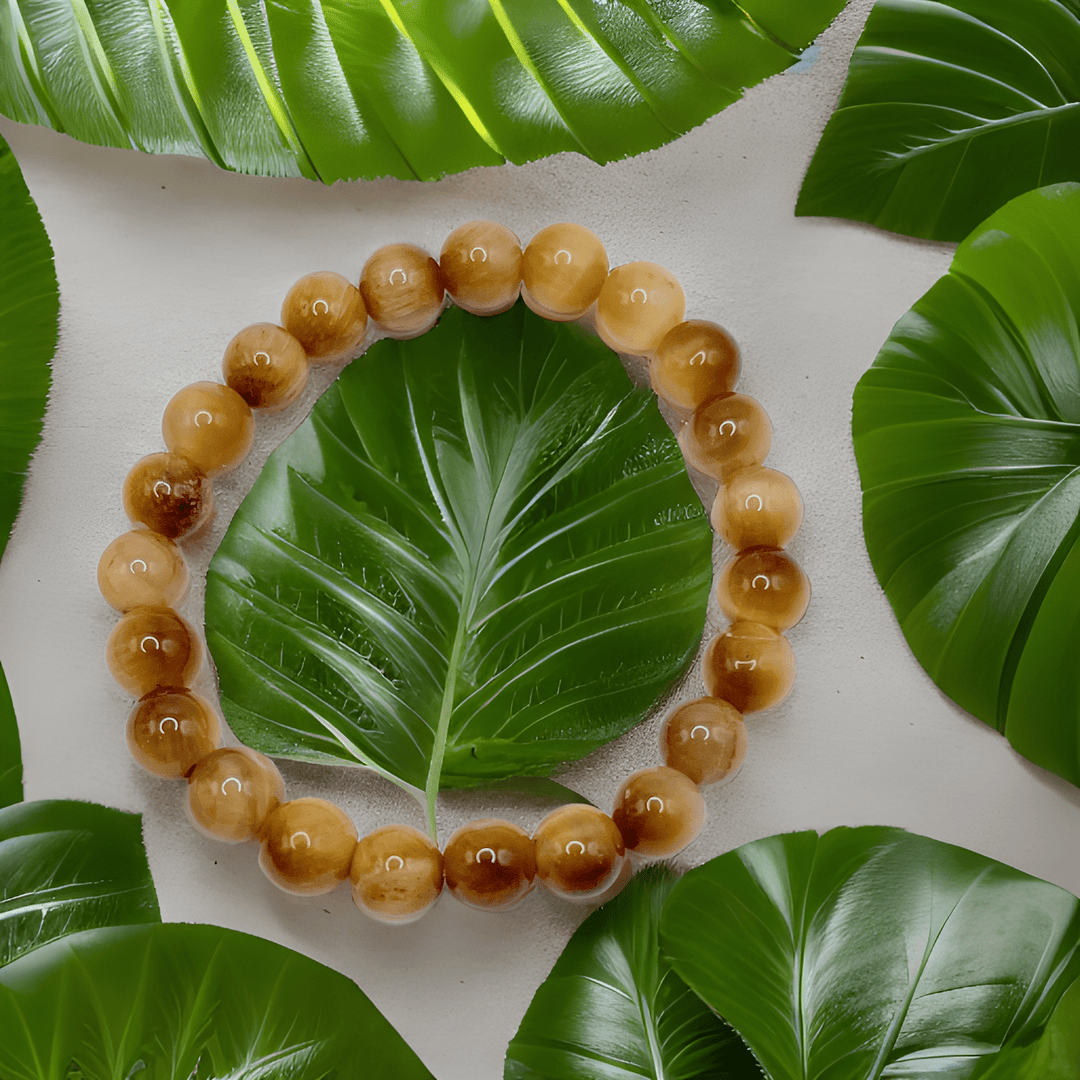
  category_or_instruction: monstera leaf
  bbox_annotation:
[0,0,847,182]
[853,182,1080,786]
[797,0,1080,241]
[0,659,20,807]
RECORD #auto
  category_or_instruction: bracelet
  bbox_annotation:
[97,221,808,923]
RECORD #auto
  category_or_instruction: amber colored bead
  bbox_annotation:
[105,606,203,698]
[702,620,796,713]
[97,530,188,613]
[281,271,367,361]
[187,746,285,843]
[161,381,254,478]
[360,243,444,338]
[532,804,626,901]
[521,223,608,321]
[679,393,772,480]
[443,818,537,910]
[595,262,685,356]
[123,452,213,540]
[712,465,803,551]
[440,220,523,317]
[716,549,810,631]
[222,323,309,412]
[611,767,705,859]
[651,320,741,411]
[350,824,444,924]
[258,798,358,895]
[126,687,222,779]
[661,697,746,787]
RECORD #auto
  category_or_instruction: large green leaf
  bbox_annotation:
[852,182,1080,786]
[662,827,1080,1080]
[0,657,21,807]
[505,865,760,1080]
[796,0,1080,242]
[0,922,434,1079]
[0,0,847,182]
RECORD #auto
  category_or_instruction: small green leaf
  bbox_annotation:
[0,658,21,808]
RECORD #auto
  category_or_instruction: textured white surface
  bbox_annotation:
[2,1,1080,1076]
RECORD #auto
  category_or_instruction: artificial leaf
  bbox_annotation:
[0,922,434,1080]
[796,0,1080,242]
[662,827,1080,1080]
[852,181,1080,786]
[505,865,759,1080]
[0,0,847,183]
[0,657,21,807]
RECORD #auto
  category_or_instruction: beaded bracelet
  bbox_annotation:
[97,221,807,923]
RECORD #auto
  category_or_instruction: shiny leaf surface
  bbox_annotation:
[0,658,20,808]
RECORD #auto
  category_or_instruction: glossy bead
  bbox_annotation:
[712,465,803,551]
[532,804,626,901]
[105,605,203,697]
[122,452,212,539]
[350,824,444,924]
[126,687,222,779]
[716,549,810,631]
[651,320,740,411]
[661,697,746,787]
[360,243,444,337]
[443,818,537,910]
[595,262,685,356]
[259,798,358,895]
[611,767,705,859]
[440,220,522,316]
[97,530,188,612]
[521,223,608,321]
[679,393,772,479]
[187,746,285,843]
[161,381,254,478]
[222,323,309,412]
[702,620,796,713]
[281,271,367,361]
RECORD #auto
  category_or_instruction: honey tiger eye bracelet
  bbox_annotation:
[98,221,808,923]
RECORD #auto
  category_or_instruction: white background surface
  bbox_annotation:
[2,1,1080,1076]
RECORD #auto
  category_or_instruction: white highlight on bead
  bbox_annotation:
[139,635,160,653]
[565,840,586,856]
[222,776,242,795]
[477,847,497,863]
[385,855,405,871]
[689,350,706,366]
[690,725,710,740]
[129,559,148,574]
[630,288,647,304]
[153,480,172,498]
[469,246,487,263]
[752,574,770,590]
[719,420,737,437]
[312,299,329,316]
[253,351,270,365]
[554,249,572,265]
[646,797,664,813]
[745,494,763,511]
[194,410,213,427]
[389,268,407,285]
[734,659,757,670]
[159,716,179,733]
[291,830,312,850]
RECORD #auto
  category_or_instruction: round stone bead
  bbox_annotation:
[611,767,705,859]
[679,393,772,480]
[595,262,685,356]
[187,746,285,843]
[716,548,810,631]
[281,271,367,362]
[222,323,309,412]
[122,452,213,539]
[97,529,188,612]
[126,687,222,779]
[259,798,359,895]
[651,320,740,411]
[350,824,444,924]
[105,605,203,698]
[661,697,746,787]
[532,804,626,901]
[360,243,444,337]
[443,818,537,910]
[521,223,608,321]
[712,465,803,551]
[702,620,796,713]
[440,220,522,316]
[161,381,254,478]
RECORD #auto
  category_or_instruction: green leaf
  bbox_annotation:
[0,657,21,808]
[0,922,435,1080]
[796,0,1080,242]
[852,181,1080,786]
[505,865,760,1080]
[0,800,160,970]
[662,827,1080,1080]
[0,0,846,182]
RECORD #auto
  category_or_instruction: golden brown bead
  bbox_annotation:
[661,697,746,787]
[595,262,685,356]
[222,323,309,412]
[161,382,254,478]
[679,394,772,480]
[187,746,285,843]
[440,220,522,317]
[97,530,188,613]
[258,798,358,895]
[126,688,222,779]
[521,223,608,321]
[651,320,740,411]
[281,271,367,361]
[105,606,203,698]
[611,766,705,859]
[360,243,444,338]
[702,620,796,713]
[443,818,537,910]
[532,804,626,901]
[716,549,810,631]
[712,466,803,551]
[350,824,444,924]
[122,452,213,540]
